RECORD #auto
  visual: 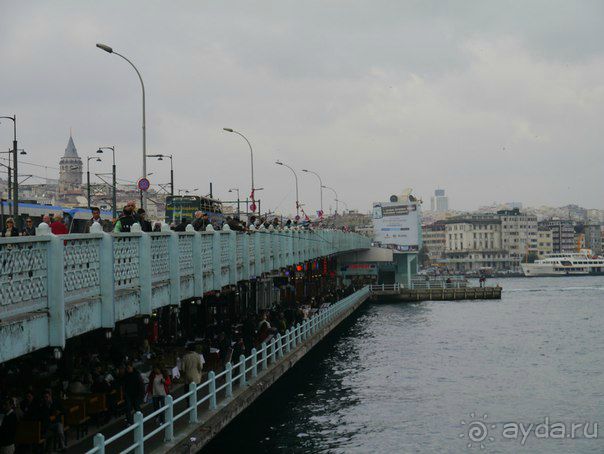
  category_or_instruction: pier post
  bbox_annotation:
[189,382,198,423]
[93,433,105,454]
[261,342,267,370]
[209,371,217,410]
[251,348,258,378]
[270,339,276,363]
[164,394,174,441]
[134,411,144,454]
[226,363,233,398]
[239,355,247,386]
[276,334,283,358]
[284,329,291,353]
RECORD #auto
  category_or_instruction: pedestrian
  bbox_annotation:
[21,218,36,236]
[50,214,69,235]
[85,207,103,233]
[192,211,209,231]
[123,362,144,425]
[114,205,137,233]
[174,217,189,232]
[1,218,18,237]
[137,208,152,232]
[40,214,51,227]
[0,397,17,454]
[38,389,66,452]
[181,343,203,391]
[146,366,171,425]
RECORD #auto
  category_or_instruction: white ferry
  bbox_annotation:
[521,249,604,277]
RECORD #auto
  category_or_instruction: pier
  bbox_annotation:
[369,283,502,302]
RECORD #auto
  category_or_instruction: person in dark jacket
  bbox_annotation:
[21,218,36,236]
[114,205,137,233]
[123,363,144,425]
[0,397,17,453]
[39,390,66,451]
[137,208,152,232]
[174,218,189,232]
[1,218,18,237]
[192,211,209,231]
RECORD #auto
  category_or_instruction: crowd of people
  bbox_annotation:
[1,200,325,238]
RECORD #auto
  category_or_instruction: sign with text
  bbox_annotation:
[372,201,420,252]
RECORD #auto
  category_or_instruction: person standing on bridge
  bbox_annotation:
[1,218,18,237]
[123,363,145,425]
[114,204,137,233]
[146,366,171,425]
[181,343,203,393]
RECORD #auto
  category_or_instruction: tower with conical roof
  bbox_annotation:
[58,134,83,193]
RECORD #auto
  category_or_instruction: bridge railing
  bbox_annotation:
[87,286,370,454]
[0,224,370,363]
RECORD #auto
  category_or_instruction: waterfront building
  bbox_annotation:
[537,227,553,257]
[497,208,538,268]
[539,219,576,253]
[58,134,83,194]
[421,221,446,261]
[584,223,602,255]
[430,188,449,212]
[441,214,513,272]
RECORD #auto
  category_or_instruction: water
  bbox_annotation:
[204,277,604,453]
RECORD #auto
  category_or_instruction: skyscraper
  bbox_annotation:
[430,189,449,212]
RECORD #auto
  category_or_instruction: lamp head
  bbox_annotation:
[20,150,26,155]
[275,161,283,165]
[223,128,234,132]
[96,157,102,162]
[96,149,103,154]
[302,169,308,172]
[96,43,113,53]
[157,156,163,161]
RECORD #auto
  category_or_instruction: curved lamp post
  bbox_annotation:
[322,185,338,214]
[302,169,323,214]
[0,115,17,222]
[275,160,299,217]
[222,128,257,211]
[87,156,102,209]
[96,43,147,209]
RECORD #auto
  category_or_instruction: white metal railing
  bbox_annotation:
[86,286,369,454]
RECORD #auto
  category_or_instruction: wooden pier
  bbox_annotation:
[369,284,502,302]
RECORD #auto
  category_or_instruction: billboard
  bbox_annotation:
[372,201,421,252]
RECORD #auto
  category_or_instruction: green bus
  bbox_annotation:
[165,195,224,225]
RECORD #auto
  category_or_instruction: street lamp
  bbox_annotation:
[275,161,300,217]
[96,43,148,210]
[222,128,257,211]
[0,115,18,224]
[301,169,323,214]
[148,154,174,197]
[322,185,338,214]
[96,146,117,218]
[228,188,240,217]
[87,156,102,209]
[336,199,348,213]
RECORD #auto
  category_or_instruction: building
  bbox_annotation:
[421,221,446,261]
[537,228,553,257]
[498,208,538,267]
[539,219,575,253]
[583,223,602,255]
[441,214,513,273]
[58,134,83,194]
[430,189,449,212]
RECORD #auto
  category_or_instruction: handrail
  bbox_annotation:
[88,286,369,453]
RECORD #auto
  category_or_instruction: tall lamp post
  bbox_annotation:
[96,146,117,218]
[222,128,257,211]
[322,185,338,214]
[96,43,147,210]
[302,169,323,215]
[275,160,300,217]
[228,188,240,217]
[0,115,18,224]
[148,154,173,197]
[87,156,102,209]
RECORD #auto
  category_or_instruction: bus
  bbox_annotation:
[165,195,224,226]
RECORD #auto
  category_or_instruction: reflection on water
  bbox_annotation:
[204,277,604,453]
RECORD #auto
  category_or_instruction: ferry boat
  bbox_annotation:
[521,249,604,277]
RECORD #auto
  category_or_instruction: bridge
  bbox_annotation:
[0,223,370,364]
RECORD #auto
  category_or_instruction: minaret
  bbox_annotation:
[58,133,83,193]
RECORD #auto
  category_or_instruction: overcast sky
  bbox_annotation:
[1,1,603,214]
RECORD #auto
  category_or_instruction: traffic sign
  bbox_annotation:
[137,177,151,192]
[250,203,257,212]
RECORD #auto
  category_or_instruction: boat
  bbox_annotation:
[521,249,604,277]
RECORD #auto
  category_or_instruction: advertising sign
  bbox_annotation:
[372,201,420,252]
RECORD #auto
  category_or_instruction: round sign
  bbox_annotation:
[295,215,300,221]
[137,177,151,192]
[250,203,257,212]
